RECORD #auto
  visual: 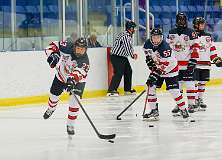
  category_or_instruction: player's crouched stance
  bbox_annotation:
[142,28,190,121]
[43,37,89,137]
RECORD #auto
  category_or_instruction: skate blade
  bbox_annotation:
[143,117,159,122]
[197,108,206,111]
[172,113,181,117]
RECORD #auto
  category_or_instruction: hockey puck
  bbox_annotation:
[136,114,138,117]
[108,140,114,143]
[149,125,154,127]
[190,120,195,122]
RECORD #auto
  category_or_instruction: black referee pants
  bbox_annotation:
[108,55,132,92]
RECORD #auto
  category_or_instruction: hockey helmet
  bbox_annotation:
[125,21,137,34]
[193,16,206,31]
[176,12,187,28]
[74,37,87,57]
[150,28,163,46]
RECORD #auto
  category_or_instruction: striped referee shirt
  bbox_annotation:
[111,31,134,58]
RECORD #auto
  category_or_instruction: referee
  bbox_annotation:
[107,21,138,96]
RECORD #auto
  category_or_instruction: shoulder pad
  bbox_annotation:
[143,39,152,49]
[59,40,73,55]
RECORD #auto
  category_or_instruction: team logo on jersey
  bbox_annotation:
[206,36,211,42]
[64,60,78,74]
[174,42,184,52]
[184,35,189,41]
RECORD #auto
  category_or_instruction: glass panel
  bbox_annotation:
[15,0,41,50]
[85,0,112,47]
[0,0,11,51]
[65,0,78,41]
[42,0,62,49]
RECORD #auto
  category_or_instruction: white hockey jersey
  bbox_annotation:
[195,32,218,69]
[45,40,89,87]
[167,27,200,70]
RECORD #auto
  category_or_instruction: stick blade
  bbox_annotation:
[116,116,121,120]
[99,133,116,140]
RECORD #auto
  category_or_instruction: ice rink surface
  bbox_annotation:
[1,86,222,160]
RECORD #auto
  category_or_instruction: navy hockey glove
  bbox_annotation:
[66,77,76,93]
[213,56,222,67]
[187,59,197,74]
[47,52,60,68]
[146,69,161,86]
[145,56,157,71]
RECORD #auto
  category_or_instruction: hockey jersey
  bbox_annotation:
[45,40,90,95]
[143,39,178,77]
[195,32,218,69]
[167,27,199,70]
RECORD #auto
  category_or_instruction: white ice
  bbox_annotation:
[1,86,222,160]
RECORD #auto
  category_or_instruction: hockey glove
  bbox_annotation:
[146,69,161,86]
[145,56,157,71]
[47,52,60,68]
[66,77,76,93]
[187,58,197,74]
[213,56,222,67]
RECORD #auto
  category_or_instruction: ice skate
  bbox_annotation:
[106,90,119,97]
[172,105,180,117]
[43,108,55,119]
[124,89,136,96]
[179,108,189,119]
[67,125,75,139]
[143,106,159,121]
[187,104,195,113]
[197,98,206,111]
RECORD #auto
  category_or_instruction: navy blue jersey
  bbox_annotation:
[143,39,178,77]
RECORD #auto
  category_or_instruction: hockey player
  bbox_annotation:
[143,28,189,121]
[43,37,89,136]
[192,17,222,110]
[167,12,200,114]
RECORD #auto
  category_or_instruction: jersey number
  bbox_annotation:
[60,41,67,47]
[163,50,171,57]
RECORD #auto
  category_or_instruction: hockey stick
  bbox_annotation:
[55,67,116,140]
[72,93,116,140]
[142,86,149,117]
[116,90,146,120]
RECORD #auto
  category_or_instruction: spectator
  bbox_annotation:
[87,34,102,48]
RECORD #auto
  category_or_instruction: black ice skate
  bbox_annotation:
[143,105,159,121]
[67,125,75,136]
[124,89,137,95]
[187,104,195,113]
[172,105,180,117]
[179,108,189,119]
[43,108,55,119]
[106,90,119,97]
[197,98,207,111]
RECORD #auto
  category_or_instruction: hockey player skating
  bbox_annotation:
[192,17,222,110]
[143,28,190,121]
[43,37,89,137]
[167,12,200,114]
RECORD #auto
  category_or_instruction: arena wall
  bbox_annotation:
[0,44,222,106]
